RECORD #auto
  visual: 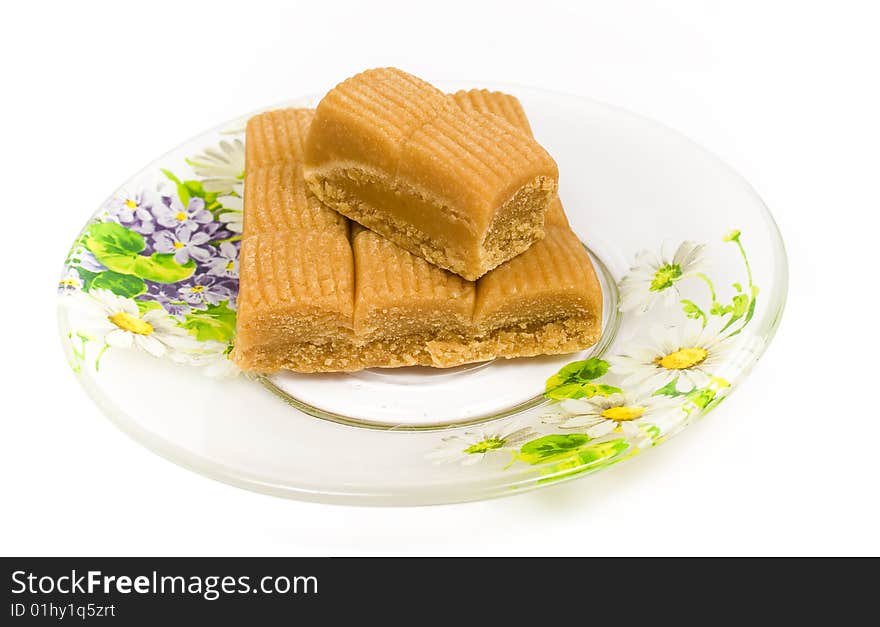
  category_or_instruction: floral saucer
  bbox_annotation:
[58,84,787,505]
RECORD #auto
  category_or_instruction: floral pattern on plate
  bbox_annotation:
[426,229,759,483]
[59,139,245,377]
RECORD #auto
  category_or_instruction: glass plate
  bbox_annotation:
[57,82,787,505]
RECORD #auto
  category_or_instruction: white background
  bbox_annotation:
[1,0,878,556]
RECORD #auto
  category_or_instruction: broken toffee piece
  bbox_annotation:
[302,68,559,280]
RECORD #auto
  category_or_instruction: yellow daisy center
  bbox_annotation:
[108,312,153,336]
[650,263,682,291]
[124,198,138,209]
[601,405,645,421]
[655,347,708,370]
[190,285,205,293]
[175,211,187,221]
[173,241,185,249]
[225,260,235,271]
[59,278,79,287]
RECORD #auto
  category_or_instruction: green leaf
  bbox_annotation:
[731,293,749,317]
[181,300,237,343]
[544,357,612,399]
[182,179,210,199]
[163,169,222,213]
[685,387,717,410]
[161,169,181,185]
[681,299,707,325]
[85,222,145,269]
[573,439,630,467]
[85,220,195,283]
[653,378,685,397]
[681,300,701,316]
[589,384,622,397]
[744,292,757,323]
[725,293,758,339]
[702,395,727,416]
[136,300,165,314]
[720,293,750,332]
[161,169,190,206]
[732,282,743,292]
[710,301,732,316]
[519,433,592,465]
[182,180,222,212]
[74,267,100,291]
[131,253,196,283]
[543,383,585,399]
[535,439,632,483]
[723,229,741,242]
[86,226,195,283]
[561,357,609,381]
[85,222,187,282]
[90,271,146,298]
[544,382,622,400]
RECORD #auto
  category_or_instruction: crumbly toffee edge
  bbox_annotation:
[234,314,600,373]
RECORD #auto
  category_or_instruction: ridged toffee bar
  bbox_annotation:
[302,68,559,280]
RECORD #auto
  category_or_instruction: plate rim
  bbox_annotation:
[57,81,789,506]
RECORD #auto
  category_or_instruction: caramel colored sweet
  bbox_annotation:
[450,89,569,229]
[303,68,559,280]
[352,225,475,341]
[242,163,348,238]
[233,93,601,373]
[245,108,313,168]
[235,228,355,372]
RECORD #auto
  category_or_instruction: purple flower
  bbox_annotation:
[152,225,214,265]
[208,226,233,244]
[105,190,149,221]
[140,282,191,317]
[154,196,212,232]
[131,215,156,236]
[104,190,157,234]
[216,278,239,308]
[205,241,239,278]
[178,274,232,308]
[199,221,231,241]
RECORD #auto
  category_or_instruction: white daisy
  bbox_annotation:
[610,322,734,393]
[200,353,240,378]
[217,182,244,233]
[68,289,197,358]
[426,422,537,466]
[619,240,706,314]
[543,392,683,448]
[187,139,245,194]
[170,341,240,378]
